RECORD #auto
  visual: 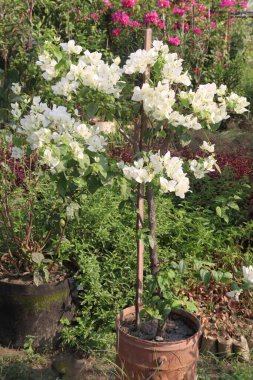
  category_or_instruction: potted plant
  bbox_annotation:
[11,32,249,373]
[0,83,109,347]
[0,136,74,348]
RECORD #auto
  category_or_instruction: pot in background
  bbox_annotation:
[0,278,74,348]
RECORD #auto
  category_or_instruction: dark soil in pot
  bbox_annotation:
[0,277,74,348]
[121,312,195,341]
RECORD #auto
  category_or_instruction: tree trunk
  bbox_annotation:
[135,28,153,327]
[146,183,159,275]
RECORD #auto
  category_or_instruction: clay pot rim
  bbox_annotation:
[116,306,201,346]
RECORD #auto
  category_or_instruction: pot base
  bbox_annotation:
[116,306,201,380]
[0,278,73,348]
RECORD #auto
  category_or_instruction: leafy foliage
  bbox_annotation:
[61,172,252,352]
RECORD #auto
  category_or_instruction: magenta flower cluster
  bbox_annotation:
[80,0,246,42]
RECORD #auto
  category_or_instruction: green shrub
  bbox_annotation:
[61,173,252,353]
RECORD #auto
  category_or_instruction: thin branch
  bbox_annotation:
[146,183,160,275]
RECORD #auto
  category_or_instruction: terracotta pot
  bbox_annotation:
[116,306,201,380]
[0,278,74,348]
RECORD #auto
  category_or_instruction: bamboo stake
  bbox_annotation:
[135,28,152,326]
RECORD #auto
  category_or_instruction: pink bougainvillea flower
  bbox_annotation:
[144,11,159,24]
[90,13,99,22]
[157,20,166,29]
[168,36,181,46]
[241,1,248,10]
[210,21,217,29]
[172,8,186,16]
[229,17,236,24]
[184,22,190,31]
[193,27,202,34]
[122,0,137,8]
[129,20,142,28]
[112,28,122,37]
[157,0,170,8]
[219,0,236,7]
[112,11,130,25]
[103,0,112,8]
[199,5,206,11]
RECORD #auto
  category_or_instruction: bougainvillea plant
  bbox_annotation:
[78,0,248,87]
[9,33,249,333]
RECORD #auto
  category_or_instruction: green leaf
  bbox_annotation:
[228,202,239,211]
[221,272,233,283]
[33,271,43,286]
[200,269,211,285]
[178,259,186,274]
[216,206,222,217]
[79,154,90,170]
[171,300,182,309]
[86,103,98,119]
[53,50,62,61]
[212,270,223,283]
[31,252,44,265]
[148,236,155,249]
[87,176,101,194]
[180,133,191,147]
[185,301,198,313]
[57,175,67,198]
[223,214,229,224]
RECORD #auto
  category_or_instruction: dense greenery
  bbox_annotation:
[59,170,252,353]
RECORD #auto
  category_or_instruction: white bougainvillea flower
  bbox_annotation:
[11,82,21,95]
[60,40,82,54]
[200,141,215,153]
[226,93,250,114]
[43,148,60,169]
[226,289,242,301]
[36,51,58,81]
[11,102,22,119]
[242,266,253,284]
[160,177,177,193]
[11,146,24,159]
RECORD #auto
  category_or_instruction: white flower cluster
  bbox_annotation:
[226,93,250,114]
[60,40,82,55]
[36,51,58,81]
[50,49,123,98]
[120,141,218,197]
[11,82,21,95]
[11,97,107,170]
[132,82,175,121]
[123,40,191,88]
[189,155,217,179]
[123,48,158,75]
[162,54,191,87]
[226,265,253,301]
[132,83,201,130]
[189,141,217,179]
[35,40,249,131]
[180,83,249,125]
[11,102,22,119]
[119,151,190,199]
[242,265,253,284]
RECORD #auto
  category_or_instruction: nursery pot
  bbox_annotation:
[0,278,73,348]
[116,306,201,380]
